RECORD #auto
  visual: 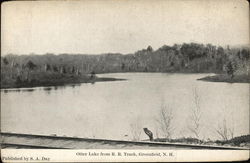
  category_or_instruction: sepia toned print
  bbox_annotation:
[1,0,249,162]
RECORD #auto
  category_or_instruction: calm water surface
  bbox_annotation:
[1,73,249,140]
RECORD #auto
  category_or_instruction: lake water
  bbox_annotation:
[1,73,249,141]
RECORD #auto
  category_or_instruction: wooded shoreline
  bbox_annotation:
[0,75,125,89]
[1,43,249,88]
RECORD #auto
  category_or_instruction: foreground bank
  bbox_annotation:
[1,132,248,149]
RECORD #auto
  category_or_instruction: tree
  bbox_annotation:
[90,71,96,79]
[3,58,9,65]
[25,60,37,80]
[53,65,59,72]
[188,88,202,139]
[226,61,236,79]
[15,76,22,84]
[156,104,174,139]
[147,45,153,52]
[44,64,51,72]
[121,63,125,70]
[180,43,206,61]
[158,45,172,52]
[129,118,142,141]
[25,60,37,70]
[71,66,75,74]
[215,118,234,141]
[217,46,225,56]
[240,49,249,60]
[76,68,81,75]
[60,66,66,74]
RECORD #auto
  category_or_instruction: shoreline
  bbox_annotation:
[198,74,250,84]
[0,77,126,90]
[1,72,249,90]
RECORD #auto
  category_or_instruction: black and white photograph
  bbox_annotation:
[1,0,249,162]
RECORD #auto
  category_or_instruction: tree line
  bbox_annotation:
[1,42,249,87]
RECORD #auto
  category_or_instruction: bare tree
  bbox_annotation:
[156,104,174,139]
[215,117,234,141]
[129,119,142,141]
[188,87,202,139]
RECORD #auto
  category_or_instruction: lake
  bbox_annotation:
[1,73,249,141]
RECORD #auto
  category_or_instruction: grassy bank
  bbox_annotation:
[198,74,250,83]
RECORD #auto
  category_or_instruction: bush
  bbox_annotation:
[15,76,22,85]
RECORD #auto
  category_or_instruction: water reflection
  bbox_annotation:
[43,87,52,95]
[70,84,81,88]
[2,88,35,93]
[43,87,52,91]
[3,89,21,93]
[1,85,74,94]
[2,83,85,94]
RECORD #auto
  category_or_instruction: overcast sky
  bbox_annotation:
[1,0,249,55]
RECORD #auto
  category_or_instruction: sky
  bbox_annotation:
[1,0,249,55]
